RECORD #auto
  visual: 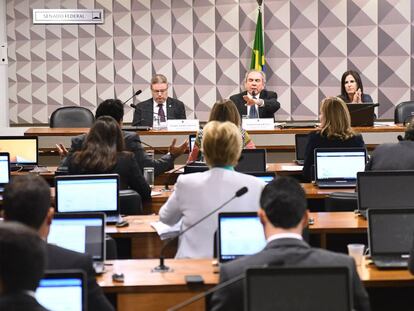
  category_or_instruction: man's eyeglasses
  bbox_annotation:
[151,88,168,94]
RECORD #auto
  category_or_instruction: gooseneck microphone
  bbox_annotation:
[123,90,142,106]
[152,186,249,273]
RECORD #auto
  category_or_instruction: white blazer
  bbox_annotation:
[159,168,266,258]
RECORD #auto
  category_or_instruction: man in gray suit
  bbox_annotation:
[210,176,370,311]
[132,74,186,126]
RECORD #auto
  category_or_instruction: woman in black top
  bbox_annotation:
[302,97,366,182]
[67,116,151,202]
[338,70,373,103]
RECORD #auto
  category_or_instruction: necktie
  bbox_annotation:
[248,96,258,119]
[157,104,166,122]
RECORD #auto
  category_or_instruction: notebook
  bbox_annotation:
[48,212,106,274]
[217,212,266,263]
[357,171,414,218]
[245,266,352,311]
[314,148,366,188]
[55,174,121,224]
[0,152,10,193]
[294,133,309,165]
[235,149,266,173]
[367,208,414,269]
[246,171,275,184]
[346,103,376,127]
[0,136,38,170]
[36,270,86,311]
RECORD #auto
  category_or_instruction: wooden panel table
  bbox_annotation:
[107,212,367,259]
[97,258,414,311]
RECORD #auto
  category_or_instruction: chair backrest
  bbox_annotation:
[119,189,143,215]
[394,101,414,124]
[325,192,358,212]
[50,106,95,128]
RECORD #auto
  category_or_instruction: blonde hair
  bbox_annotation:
[319,97,355,140]
[202,121,242,167]
[208,99,241,126]
[151,74,168,85]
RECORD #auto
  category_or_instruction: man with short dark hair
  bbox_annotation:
[210,176,370,311]
[2,175,114,311]
[0,221,47,311]
[132,74,186,126]
[59,98,187,176]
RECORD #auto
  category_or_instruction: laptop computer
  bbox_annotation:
[48,212,106,274]
[217,212,266,263]
[189,133,196,152]
[55,174,121,224]
[346,103,376,127]
[294,133,309,165]
[0,136,39,171]
[367,208,414,269]
[246,171,275,184]
[36,270,86,311]
[0,152,10,194]
[245,266,352,311]
[278,122,318,129]
[357,171,414,218]
[314,148,366,188]
[235,149,266,173]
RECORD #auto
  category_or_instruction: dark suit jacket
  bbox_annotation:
[132,97,186,126]
[0,293,48,311]
[61,131,174,177]
[46,244,114,311]
[365,141,414,171]
[66,152,151,202]
[302,131,366,182]
[210,238,370,311]
[230,90,280,119]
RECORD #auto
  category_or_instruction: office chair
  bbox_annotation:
[50,106,95,128]
[119,189,143,215]
[325,192,358,212]
[105,235,118,259]
[394,101,414,124]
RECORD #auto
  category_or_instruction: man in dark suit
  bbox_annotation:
[366,120,414,171]
[210,176,370,311]
[230,69,280,119]
[132,74,186,126]
[2,175,115,311]
[0,221,47,311]
[58,98,187,176]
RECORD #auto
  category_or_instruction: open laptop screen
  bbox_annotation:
[218,212,266,263]
[0,153,10,185]
[315,148,366,181]
[189,134,196,152]
[246,172,275,184]
[0,136,38,165]
[48,213,105,261]
[36,271,86,311]
[55,174,119,214]
[368,209,414,257]
[358,171,414,212]
[245,267,351,311]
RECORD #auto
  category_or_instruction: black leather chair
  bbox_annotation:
[105,235,118,259]
[325,192,358,212]
[394,101,414,124]
[119,189,143,215]
[50,106,95,128]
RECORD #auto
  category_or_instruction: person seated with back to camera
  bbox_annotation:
[302,97,366,182]
[366,117,414,171]
[338,70,373,104]
[188,99,255,162]
[66,115,151,202]
[159,121,266,259]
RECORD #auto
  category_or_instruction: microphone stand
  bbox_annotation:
[162,161,196,192]
[152,187,248,273]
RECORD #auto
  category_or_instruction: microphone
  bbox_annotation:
[152,186,249,273]
[123,90,142,106]
[162,161,196,192]
[397,135,404,141]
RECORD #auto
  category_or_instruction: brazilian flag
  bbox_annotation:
[250,7,265,72]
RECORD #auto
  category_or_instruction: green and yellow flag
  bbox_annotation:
[250,6,265,72]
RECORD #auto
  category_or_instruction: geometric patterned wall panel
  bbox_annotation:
[7,0,414,124]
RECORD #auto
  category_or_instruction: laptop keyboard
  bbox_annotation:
[374,258,408,269]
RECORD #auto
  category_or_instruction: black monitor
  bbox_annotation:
[235,149,266,173]
[245,266,352,311]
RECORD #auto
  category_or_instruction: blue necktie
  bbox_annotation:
[248,96,258,119]
[157,104,166,122]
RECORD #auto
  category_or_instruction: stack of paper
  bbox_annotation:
[150,220,182,240]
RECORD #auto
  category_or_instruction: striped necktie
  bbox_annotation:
[248,95,258,119]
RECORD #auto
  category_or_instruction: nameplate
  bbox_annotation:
[242,118,275,130]
[33,9,104,24]
[167,119,199,131]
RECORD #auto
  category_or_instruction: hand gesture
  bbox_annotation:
[242,95,258,107]
[169,138,188,158]
[56,143,68,158]
[352,88,362,103]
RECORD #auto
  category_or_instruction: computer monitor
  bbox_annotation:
[36,270,86,311]
[0,136,38,166]
[235,149,266,173]
[0,152,10,192]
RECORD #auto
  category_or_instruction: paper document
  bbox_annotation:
[281,165,303,171]
[150,220,182,240]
